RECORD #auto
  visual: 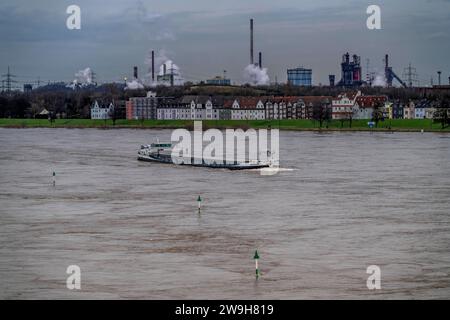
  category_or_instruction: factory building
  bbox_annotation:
[337,53,364,87]
[287,67,312,86]
[206,76,231,86]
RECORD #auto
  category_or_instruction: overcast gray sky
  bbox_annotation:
[1,0,449,86]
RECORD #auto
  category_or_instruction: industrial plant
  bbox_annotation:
[1,17,449,95]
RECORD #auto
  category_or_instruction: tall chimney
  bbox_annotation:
[385,54,389,70]
[329,75,335,87]
[250,19,254,65]
[133,66,138,79]
[437,71,441,86]
[163,64,166,76]
[151,50,155,82]
[258,52,262,69]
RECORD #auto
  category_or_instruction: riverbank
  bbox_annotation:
[0,118,449,132]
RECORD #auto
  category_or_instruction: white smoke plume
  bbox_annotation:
[372,73,386,87]
[125,79,144,90]
[67,67,95,89]
[144,49,184,86]
[243,64,270,85]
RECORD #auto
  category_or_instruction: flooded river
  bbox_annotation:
[0,128,449,299]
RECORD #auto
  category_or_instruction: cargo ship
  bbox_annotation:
[137,143,271,170]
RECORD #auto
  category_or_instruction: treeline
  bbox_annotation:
[1,83,449,119]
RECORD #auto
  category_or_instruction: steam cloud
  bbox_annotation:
[243,64,270,85]
[125,79,144,90]
[144,49,184,86]
[67,68,94,89]
[373,73,386,87]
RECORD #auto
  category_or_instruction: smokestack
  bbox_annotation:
[329,75,335,87]
[163,63,166,76]
[133,66,138,79]
[385,54,389,70]
[151,50,155,82]
[437,71,441,86]
[258,52,262,69]
[250,19,254,65]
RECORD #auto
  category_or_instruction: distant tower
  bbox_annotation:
[337,52,362,87]
[437,71,442,86]
[366,58,371,85]
[250,19,254,65]
[151,50,155,82]
[23,84,33,94]
[402,63,419,88]
[133,66,138,79]
[1,66,17,94]
[329,75,335,87]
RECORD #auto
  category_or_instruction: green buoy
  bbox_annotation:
[254,250,260,278]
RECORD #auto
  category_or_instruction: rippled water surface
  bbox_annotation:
[0,128,449,299]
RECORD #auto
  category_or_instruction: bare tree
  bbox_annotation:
[312,103,331,128]
[433,98,449,129]
[372,101,384,128]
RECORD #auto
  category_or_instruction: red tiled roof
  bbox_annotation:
[236,97,263,108]
[223,99,236,108]
[269,96,300,104]
[336,91,360,101]
[355,96,387,107]
[300,96,333,105]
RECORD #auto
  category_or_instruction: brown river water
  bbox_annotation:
[0,128,449,299]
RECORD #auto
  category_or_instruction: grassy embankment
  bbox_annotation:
[0,118,448,132]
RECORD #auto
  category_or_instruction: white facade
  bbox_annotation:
[352,103,373,120]
[415,107,426,119]
[157,107,191,120]
[231,99,265,120]
[91,101,114,120]
[403,102,415,119]
[332,91,361,120]
[157,98,222,120]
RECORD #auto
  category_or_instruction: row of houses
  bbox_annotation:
[331,91,439,120]
[91,91,441,121]
[122,92,333,121]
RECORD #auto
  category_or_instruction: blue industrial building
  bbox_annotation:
[206,76,231,86]
[287,67,312,86]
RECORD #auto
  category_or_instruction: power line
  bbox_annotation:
[1,66,18,94]
[402,63,419,88]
